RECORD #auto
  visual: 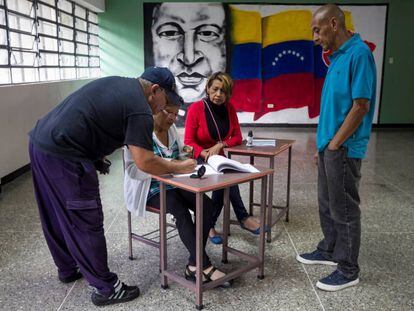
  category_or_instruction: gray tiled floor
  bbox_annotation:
[1,128,413,310]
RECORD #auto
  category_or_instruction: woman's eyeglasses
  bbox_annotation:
[190,165,206,179]
[162,109,178,120]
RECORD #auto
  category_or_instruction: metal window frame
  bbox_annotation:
[1,0,100,85]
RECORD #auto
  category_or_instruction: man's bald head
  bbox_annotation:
[311,4,350,52]
[313,4,346,30]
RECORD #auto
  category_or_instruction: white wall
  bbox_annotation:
[0,80,92,179]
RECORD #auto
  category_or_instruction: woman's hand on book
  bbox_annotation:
[204,143,224,160]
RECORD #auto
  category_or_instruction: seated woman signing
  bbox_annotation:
[184,72,263,245]
[124,102,230,287]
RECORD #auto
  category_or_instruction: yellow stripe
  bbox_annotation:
[230,8,355,46]
[230,5,262,44]
[344,11,355,32]
[263,10,313,48]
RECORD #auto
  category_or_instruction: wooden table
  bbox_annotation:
[152,166,273,310]
[226,139,295,243]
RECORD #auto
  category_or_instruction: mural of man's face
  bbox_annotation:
[151,3,226,103]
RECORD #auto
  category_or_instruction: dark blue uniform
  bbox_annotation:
[29,76,153,296]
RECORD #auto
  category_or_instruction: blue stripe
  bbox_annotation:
[231,43,262,80]
[314,45,328,78]
[263,40,327,80]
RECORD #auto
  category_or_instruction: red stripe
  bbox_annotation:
[253,74,324,121]
[230,79,262,112]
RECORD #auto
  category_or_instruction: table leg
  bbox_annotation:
[249,156,255,216]
[128,211,133,260]
[286,146,292,222]
[222,187,230,264]
[160,182,168,289]
[227,152,233,236]
[266,157,275,243]
[195,193,204,309]
[258,175,267,279]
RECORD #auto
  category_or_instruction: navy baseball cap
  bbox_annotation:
[140,66,183,106]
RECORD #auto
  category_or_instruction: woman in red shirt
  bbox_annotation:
[184,72,262,244]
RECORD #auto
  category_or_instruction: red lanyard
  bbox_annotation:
[203,99,223,143]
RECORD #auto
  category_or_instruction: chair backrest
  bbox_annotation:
[122,147,127,170]
[122,146,159,214]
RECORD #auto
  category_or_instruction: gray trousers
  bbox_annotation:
[317,147,362,279]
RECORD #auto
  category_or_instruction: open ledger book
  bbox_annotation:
[175,155,259,177]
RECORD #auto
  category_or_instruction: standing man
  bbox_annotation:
[28,67,196,306]
[296,4,377,291]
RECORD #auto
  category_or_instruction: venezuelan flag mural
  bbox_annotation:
[229,6,380,122]
[144,3,386,124]
[260,9,326,120]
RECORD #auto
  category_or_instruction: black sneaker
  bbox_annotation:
[59,271,83,283]
[316,270,359,291]
[296,249,337,266]
[91,282,140,306]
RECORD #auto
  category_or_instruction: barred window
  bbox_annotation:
[0,0,100,85]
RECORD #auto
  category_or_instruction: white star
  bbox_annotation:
[283,50,286,54]
[278,53,282,57]
[296,53,300,57]
[272,62,275,66]
[292,51,296,56]
[288,50,291,54]
[300,56,304,61]
[275,57,279,61]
